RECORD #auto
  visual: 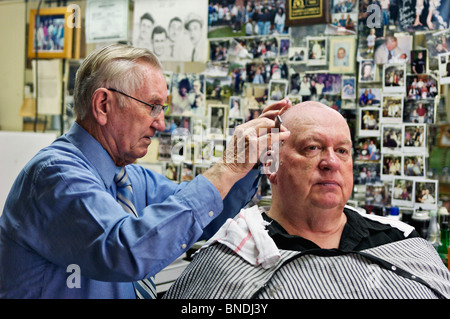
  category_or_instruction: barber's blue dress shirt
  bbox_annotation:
[0,122,259,298]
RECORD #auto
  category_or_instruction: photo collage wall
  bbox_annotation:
[132,0,449,210]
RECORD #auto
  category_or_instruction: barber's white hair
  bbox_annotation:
[73,43,162,120]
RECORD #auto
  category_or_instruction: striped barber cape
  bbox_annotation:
[163,237,450,299]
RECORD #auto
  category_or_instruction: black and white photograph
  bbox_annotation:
[208,104,227,137]
[133,0,208,62]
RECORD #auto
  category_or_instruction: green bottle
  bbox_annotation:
[437,215,449,267]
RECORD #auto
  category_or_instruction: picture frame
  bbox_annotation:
[306,36,327,66]
[27,7,74,59]
[359,108,380,137]
[392,178,415,207]
[403,123,427,154]
[329,36,356,74]
[414,179,438,210]
[208,104,227,138]
[285,0,329,26]
[381,95,403,123]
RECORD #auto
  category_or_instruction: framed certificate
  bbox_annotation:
[285,0,329,26]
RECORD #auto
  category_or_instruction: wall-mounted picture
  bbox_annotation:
[306,36,327,65]
[403,124,427,153]
[392,178,414,207]
[286,0,329,26]
[268,80,288,102]
[406,73,439,100]
[208,104,226,137]
[381,153,402,180]
[165,162,181,182]
[403,154,426,178]
[403,100,435,124]
[383,64,406,93]
[381,95,403,123]
[410,49,427,74]
[381,124,403,153]
[354,137,380,161]
[27,7,74,59]
[438,52,450,84]
[415,180,438,210]
[438,124,450,148]
[228,96,242,118]
[358,87,381,107]
[329,36,356,73]
[359,108,380,137]
[359,59,375,82]
[288,46,308,63]
[171,73,206,117]
[374,35,412,65]
[341,76,356,99]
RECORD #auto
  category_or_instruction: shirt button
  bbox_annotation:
[208,211,214,217]
[391,266,397,271]
[411,275,416,279]
[181,243,187,249]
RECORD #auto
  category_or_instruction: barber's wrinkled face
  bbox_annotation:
[108,63,167,165]
[275,104,353,210]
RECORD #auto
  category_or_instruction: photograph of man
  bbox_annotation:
[151,26,168,58]
[185,12,206,62]
[374,36,405,64]
[133,12,154,50]
[411,50,427,74]
[167,17,184,60]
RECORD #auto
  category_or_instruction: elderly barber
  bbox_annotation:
[0,44,290,298]
[164,101,450,299]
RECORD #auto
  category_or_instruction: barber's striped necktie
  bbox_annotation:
[115,167,157,299]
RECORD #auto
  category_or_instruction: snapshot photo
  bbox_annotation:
[392,178,415,207]
[359,108,380,137]
[415,179,439,210]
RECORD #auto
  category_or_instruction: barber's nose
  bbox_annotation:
[319,149,340,171]
[151,112,166,132]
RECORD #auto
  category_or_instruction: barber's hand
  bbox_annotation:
[203,99,291,199]
[221,98,291,175]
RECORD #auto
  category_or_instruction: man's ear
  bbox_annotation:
[91,88,110,126]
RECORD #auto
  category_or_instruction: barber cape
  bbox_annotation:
[163,206,450,299]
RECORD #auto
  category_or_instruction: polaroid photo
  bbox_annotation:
[306,36,327,66]
[392,178,415,207]
[381,124,403,153]
[406,73,439,100]
[288,46,308,63]
[164,162,181,183]
[359,108,381,137]
[374,35,412,65]
[171,135,187,163]
[381,95,403,123]
[180,162,194,182]
[403,123,427,154]
[193,164,210,177]
[353,162,381,185]
[209,39,231,63]
[425,29,450,58]
[410,49,428,74]
[268,79,288,102]
[358,87,381,107]
[341,76,356,99]
[207,104,227,138]
[365,183,390,207]
[383,64,406,93]
[226,117,244,136]
[438,52,450,84]
[381,153,402,181]
[329,36,356,74]
[354,137,381,161]
[157,132,172,162]
[403,154,426,179]
[414,179,439,210]
[403,100,435,124]
[171,73,206,116]
[359,59,376,82]
[229,96,242,118]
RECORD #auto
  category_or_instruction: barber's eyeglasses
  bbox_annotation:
[107,88,168,117]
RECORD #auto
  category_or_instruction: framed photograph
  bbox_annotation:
[403,124,427,153]
[383,64,406,93]
[415,180,438,210]
[27,7,74,59]
[438,124,450,148]
[392,178,415,207]
[306,36,327,65]
[329,36,356,73]
[286,0,329,26]
[208,104,227,137]
[381,95,403,123]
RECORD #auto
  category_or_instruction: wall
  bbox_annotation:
[0,0,27,131]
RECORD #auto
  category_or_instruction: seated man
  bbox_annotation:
[163,101,450,299]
